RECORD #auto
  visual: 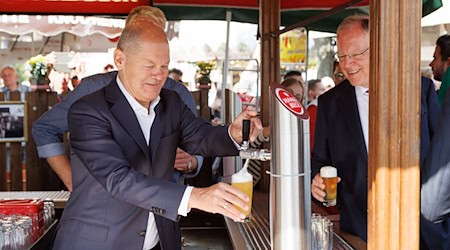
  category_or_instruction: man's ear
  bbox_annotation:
[114,48,125,70]
[445,57,450,69]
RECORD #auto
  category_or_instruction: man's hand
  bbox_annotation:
[188,182,249,222]
[311,173,341,202]
[230,110,262,144]
[174,148,197,173]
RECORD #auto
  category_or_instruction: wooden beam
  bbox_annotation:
[369,0,421,249]
[259,0,280,192]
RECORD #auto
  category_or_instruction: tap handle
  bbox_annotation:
[243,119,250,144]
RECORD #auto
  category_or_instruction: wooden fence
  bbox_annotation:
[0,90,64,191]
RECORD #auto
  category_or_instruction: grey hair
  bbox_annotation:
[337,14,369,34]
[125,6,166,30]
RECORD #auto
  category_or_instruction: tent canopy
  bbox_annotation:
[154,0,442,32]
[0,0,443,33]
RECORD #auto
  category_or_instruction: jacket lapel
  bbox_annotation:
[150,100,164,163]
[105,80,150,160]
[338,81,368,159]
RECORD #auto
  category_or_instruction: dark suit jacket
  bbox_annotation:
[52,79,239,250]
[312,78,447,248]
[422,83,450,250]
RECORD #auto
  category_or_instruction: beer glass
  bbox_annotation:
[231,170,253,222]
[320,166,337,207]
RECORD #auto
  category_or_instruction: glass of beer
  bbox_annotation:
[320,166,337,207]
[231,170,253,222]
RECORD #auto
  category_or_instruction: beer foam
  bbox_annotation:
[232,168,253,183]
[320,166,337,178]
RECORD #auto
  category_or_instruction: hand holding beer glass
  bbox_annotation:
[320,166,338,207]
[231,163,253,222]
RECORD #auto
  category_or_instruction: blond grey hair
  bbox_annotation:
[125,6,166,30]
[337,14,369,35]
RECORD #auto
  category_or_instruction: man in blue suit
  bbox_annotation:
[310,15,448,249]
[52,17,261,250]
[32,6,202,191]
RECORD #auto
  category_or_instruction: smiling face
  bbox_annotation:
[114,22,170,108]
[337,22,370,88]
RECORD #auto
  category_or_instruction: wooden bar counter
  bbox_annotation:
[225,191,367,250]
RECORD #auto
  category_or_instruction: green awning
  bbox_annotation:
[156,0,442,32]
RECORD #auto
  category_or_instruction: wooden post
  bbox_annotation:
[0,93,6,190]
[9,91,22,191]
[369,0,421,249]
[25,90,61,191]
[259,0,280,192]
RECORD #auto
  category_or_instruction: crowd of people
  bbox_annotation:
[0,4,449,250]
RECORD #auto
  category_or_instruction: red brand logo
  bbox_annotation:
[275,88,304,115]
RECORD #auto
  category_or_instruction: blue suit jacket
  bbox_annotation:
[52,80,238,250]
[32,71,203,181]
[312,78,448,249]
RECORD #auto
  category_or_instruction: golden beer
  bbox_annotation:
[320,166,338,207]
[231,171,253,221]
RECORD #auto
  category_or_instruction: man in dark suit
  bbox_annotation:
[32,6,201,192]
[310,15,448,249]
[52,19,261,250]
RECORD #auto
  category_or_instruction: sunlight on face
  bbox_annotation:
[337,23,370,88]
[115,31,170,108]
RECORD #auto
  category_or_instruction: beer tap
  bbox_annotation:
[239,119,271,161]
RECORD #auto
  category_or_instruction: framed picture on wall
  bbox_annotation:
[0,101,27,142]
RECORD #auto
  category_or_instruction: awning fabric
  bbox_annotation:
[0,0,443,33]
[0,15,125,38]
[154,0,441,32]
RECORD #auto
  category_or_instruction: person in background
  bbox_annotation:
[52,15,262,250]
[0,65,31,101]
[307,79,325,104]
[284,70,303,81]
[169,68,183,82]
[283,70,306,92]
[306,79,325,150]
[310,14,447,249]
[32,6,202,191]
[430,34,450,106]
[332,60,346,85]
[421,36,450,224]
[70,75,80,89]
[281,77,304,103]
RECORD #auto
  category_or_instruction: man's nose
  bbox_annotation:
[151,68,165,79]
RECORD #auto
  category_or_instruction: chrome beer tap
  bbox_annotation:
[239,119,271,161]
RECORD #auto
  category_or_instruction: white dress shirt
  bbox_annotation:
[355,86,369,151]
[116,77,193,250]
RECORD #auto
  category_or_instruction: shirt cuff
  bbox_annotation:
[182,156,203,179]
[258,130,270,142]
[36,143,66,158]
[178,186,193,217]
[227,126,241,150]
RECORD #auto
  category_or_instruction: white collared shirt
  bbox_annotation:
[355,86,369,152]
[116,77,193,250]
